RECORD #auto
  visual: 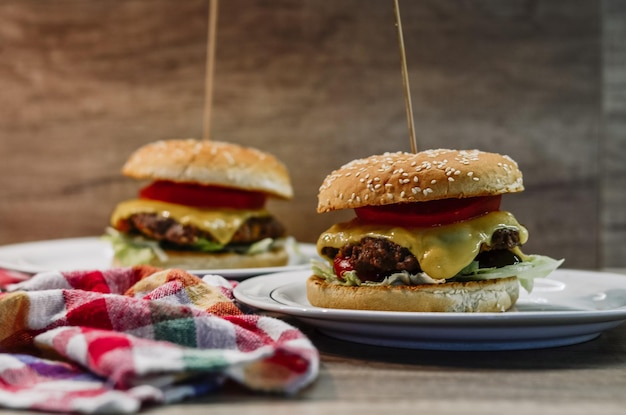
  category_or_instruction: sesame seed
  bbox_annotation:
[413,176,419,183]
[448,177,455,182]
[400,191,406,198]
[375,184,381,190]
[473,177,480,181]
[224,152,235,165]
[431,179,437,184]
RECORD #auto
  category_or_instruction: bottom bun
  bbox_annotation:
[306,276,519,312]
[114,247,289,270]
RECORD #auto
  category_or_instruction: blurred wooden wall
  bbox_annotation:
[1,0,624,269]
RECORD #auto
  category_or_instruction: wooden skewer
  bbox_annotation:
[393,0,418,153]
[203,0,219,141]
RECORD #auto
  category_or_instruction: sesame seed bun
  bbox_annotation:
[317,149,523,213]
[122,139,293,199]
[306,275,519,312]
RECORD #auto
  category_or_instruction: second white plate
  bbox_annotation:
[233,269,626,351]
[0,237,319,279]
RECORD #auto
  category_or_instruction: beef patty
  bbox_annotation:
[321,228,522,282]
[118,213,286,248]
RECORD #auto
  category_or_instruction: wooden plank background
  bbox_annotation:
[0,0,623,270]
[603,0,626,267]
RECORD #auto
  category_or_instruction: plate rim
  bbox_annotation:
[233,269,626,326]
[0,237,112,273]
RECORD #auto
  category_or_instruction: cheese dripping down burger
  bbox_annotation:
[307,149,563,312]
[104,138,294,269]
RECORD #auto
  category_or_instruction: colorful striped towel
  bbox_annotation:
[0,266,318,413]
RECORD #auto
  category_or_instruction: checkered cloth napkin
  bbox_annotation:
[0,268,29,286]
[0,266,318,413]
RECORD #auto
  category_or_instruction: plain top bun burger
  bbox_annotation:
[104,138,294,269]
[308,149,563,312]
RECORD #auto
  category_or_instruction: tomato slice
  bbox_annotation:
[354,195,502,227]
[138,180,267,210]
[333,256,354,281]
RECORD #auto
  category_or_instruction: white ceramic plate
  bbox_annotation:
[0,238,114,273]
[233,269,626,351]
[0,237,319,279]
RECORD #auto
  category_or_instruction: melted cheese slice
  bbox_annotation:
[110,199,270,245]
[316,211,528,280]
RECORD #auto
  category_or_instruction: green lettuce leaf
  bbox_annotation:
[103,228,282,266]
[101,227,167,266]
[311,254,564,293]
[453,254,564,292]
[246,238,275,254]
[311,259,447,287]
[191,237,224,252]
[311,259,361,285]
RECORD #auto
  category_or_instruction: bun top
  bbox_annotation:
[122,139,293,199]
[317,149,523,213]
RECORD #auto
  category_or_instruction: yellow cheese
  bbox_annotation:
[111,199,270,245]
[316,211,528,280]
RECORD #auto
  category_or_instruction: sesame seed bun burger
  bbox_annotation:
[308,149,563,312]
[104,138,294,269]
